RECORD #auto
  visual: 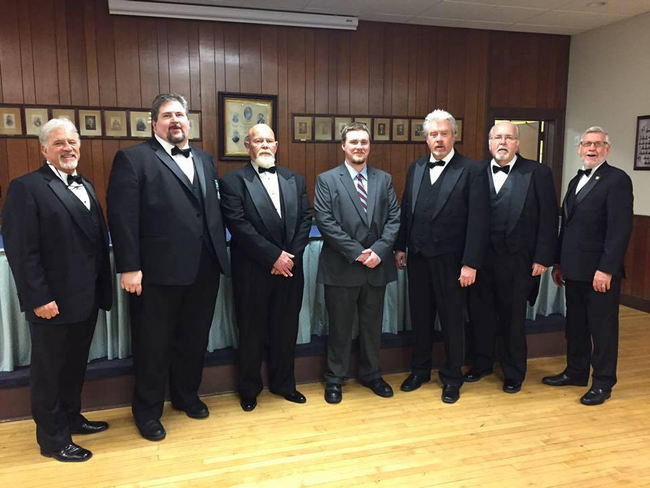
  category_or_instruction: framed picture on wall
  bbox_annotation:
[104,110,127,138]
[334,117,352,141]
[354,117,372,137]
[0,107,23,136]
[24,108,49,136]
[52,108,76,125]
[455,118,464,144]
[293,116,313,142]
[314,116,333,141]
[373,118,390,142]
[633,115,650,170]
[130,111,151,138]
[218,92,277,160]
[410,118,426,142]
[392,118,409,142]
[78,110,102,137]
[189,112,201,140]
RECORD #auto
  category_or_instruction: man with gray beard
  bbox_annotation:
[219,124,312,412]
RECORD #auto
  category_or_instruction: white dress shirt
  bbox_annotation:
[491,155,517,194]
[155,134,195,183]
[429,148,455,184]
[251,162,282,217]
[576,160,605,193]
[48,163,90,210]
[344,160,368,193]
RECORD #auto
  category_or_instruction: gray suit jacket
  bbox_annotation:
[314,163,400,287]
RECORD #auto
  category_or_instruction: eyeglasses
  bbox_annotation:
[579,141,609,148]
[490,135,518,142]
[250,138,276,146]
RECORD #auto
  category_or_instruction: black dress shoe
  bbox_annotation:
[441,385,460,404]
[240,397,257,412]
[177,400,209,419]
[542,373,588,387]
[70,419,109,435]
[324,383,342,404]
[360,378,394,398]
[580,388,611,406]
[503,379,522,394]
[41,443,92,462]
[283,390,307,404]
[400,373,430,392]
[464,368,493,383]
[136,419,166,441]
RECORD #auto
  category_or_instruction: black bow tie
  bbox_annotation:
[492,165,510,175]
[171,146,191,158]
[426,160,445,169]
[577,168,592,177]
[67,174,83,186]
[258,166,277,174]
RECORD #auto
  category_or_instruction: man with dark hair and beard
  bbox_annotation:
[219,124,312,412]
[107,93,230,441]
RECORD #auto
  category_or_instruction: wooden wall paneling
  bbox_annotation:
[89,140,106,211]
[6,140,29,183]
[521,35,540,108]
[553,37,571,110]
[13,0,34,104]
[336,32,351,115]
[223,24,241,93]
[389,25,409,117]
[434,28,450,111]
[30,0,60,104]
[630,217,648,299]
[0,0,22,103]
[644,218,650,300]
[54,0,72,106]
[168,22,192,102]
[66,0,90,106]
[275,27,288,173]
[447,30,467,119]
[414,26,430,116]
[137,18,160,109]
[83,0,100,106]
[507,35,524,107]
[199,22,217,159]
[188,23,201,111]
[406,31,419,116]
[238,24,262,94]
[94,0,118,107]
[260,26,279,96]
[349,24,369,115]
[313,30,329,114]
[488,32,508,109]
[304,29,316,200]
[326,31,339,173]
[367,23,385,116]
[463,30,487,161]
[474,31,490,160]
[155,20,170,95]
[381,25,393,117]
[213,23,226,165]
[114,17,142,108]
[101,140,119,206]
[286,28,307,177]
[0,141,8,210]
[26,140,41,174]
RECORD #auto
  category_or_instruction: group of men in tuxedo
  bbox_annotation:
[1,93,633,463]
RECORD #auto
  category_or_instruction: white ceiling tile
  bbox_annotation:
[355,0,443,16]
[357,12,416,23]
[526,9,628,29]
[552,0,650,16]
[509,23,585,35]
[408,16,469,28]
[461,19,517,30]
[304,0,372,15]
[448,0,564,8]
[243,0,312,9]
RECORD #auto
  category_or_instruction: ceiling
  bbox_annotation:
[160,0,650,35]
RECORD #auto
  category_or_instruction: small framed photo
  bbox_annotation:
[354,117,372,137]
[392,118,409,142]
[410,119,426,142]
[456,118,464,144]
[0,107,23,136]
[334,117,353,141]
[188,113,201,140]
[25,108,49,136]
[293,116,313,142]
[314,116,333,142]
[633,115,650,170]
[79,110,102,137]
[130,111,152,138]
[373,118,390,142]
[52,108,76,125]
[104,110,127,138]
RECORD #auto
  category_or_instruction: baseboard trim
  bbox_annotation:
[621,294,650,313]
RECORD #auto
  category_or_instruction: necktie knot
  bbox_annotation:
[258,166,276,174]
[427,160,445,169]
[492,165,510,175]
[171,146,191,158]
[67,174,83,186]
[577,168,592,178]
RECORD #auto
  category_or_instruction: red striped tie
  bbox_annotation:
[357,173,367,213]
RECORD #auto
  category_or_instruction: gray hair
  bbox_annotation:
[489,122,520,139]
[151,93,189,121]
[39,118,80,146]
[423,109,457,136]
[581,126,610,144]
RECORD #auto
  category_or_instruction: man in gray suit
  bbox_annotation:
[314,122,401,404]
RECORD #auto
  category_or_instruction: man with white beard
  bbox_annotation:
[2,118,113,461]
[219,124,312,411]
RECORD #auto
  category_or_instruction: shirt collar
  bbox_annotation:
[429,148,455,165]
[490,154,517,171]
[581,160,605,176]
[344,161,367,180]
[47,162,78,184]
[250,160,277,174]
[155,134,190,157]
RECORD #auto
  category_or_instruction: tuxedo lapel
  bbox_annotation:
[43,167,93,242]
[193,151,208,198]
[564,175,580,221]
[150,140,195,196]
[366,168,379,225]
[82,176,109,247]
[243,164,284,246]
[506,161,532,236]
[411,158,427,214]
[430,159,464,222]
[338,165,368,225]
[574,162,608,208]
[278,169,298,245]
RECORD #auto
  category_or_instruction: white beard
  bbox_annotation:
[58,156,78,170]
[255,152,276,169]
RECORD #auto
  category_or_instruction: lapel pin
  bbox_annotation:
[595,176,600,180]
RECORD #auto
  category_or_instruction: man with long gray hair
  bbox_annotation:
[2,118,113,461]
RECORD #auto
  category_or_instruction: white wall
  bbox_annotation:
[563,11,650,214]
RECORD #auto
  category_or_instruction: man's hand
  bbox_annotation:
[551,265,564,287]
[272,251,295,277]
[122,270,143,296]
[593,270,612,293]
[361,249,381,269]
[395,251,407,270]
[459,265,477,287]
[34,301,59,319]
[531,263,548,277]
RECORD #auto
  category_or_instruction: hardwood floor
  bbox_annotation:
[1,307,649,487]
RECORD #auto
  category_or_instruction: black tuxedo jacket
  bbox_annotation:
[557,161,633,282]
[2,164,112,324]
[107,138,230,285]
[485,156,558,266]
[395,151,490,269]
[219,163,312,275]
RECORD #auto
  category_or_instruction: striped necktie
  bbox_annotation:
[357,173,367,213]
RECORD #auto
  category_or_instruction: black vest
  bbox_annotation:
[72,192,106,277]
[409,168,445,256]
[258,175,288,248]
[188,162,218,260]
[490,170,515,254]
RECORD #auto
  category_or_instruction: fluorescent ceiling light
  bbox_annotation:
[108,0,359,30]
